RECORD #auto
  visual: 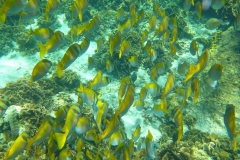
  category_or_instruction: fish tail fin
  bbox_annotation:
[98,134,103,142]
[78,10,83,22]
[38,43,47,58]
[184,64,195,83]
[57,61,64,78]
[0,9,6,24]
[54,132,67,150]
[77,82,84,92]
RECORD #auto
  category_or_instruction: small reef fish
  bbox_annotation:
[151,65,159,81]
[59,148,71,159]
[224,104,238,151]
[183,0,194,11]
[19,10,40,21]
[130,3,137,26]
[205,18,221,30]
[173,106,183,143]
[170,27,178,45]
[106,59,114,73]
[71,0,88,22]
[85,16,100,34]
[0,0,28,23]
[29,28,54,42]
[55,104,81,149]
[119,40,131,59]
[23,0,40,13]
[142,30,148,46]
[109,31,121,57]
[118,19,131,34]
[69,24,86,42]
[39,30,64,58]
[96,101,108,133]
[190,40,199,56]
[4,131,29,160]
[57,43,81,78]
[148,15,157,32]
[175,88,186,106]
[156,9,166,21]
[150,62,165,81]
[55,106,68,123]
[88,56,94,70]
[153,2,160,15]
[168,16,178,30]
[75,117,91,134]
[178,61,188,75]
[27,116,54,152]
[206,64,223,88]
[98,76,111,88]
[211,0,225,10]
[85,128,99,144]
[123,146,131,160]
[79,37,90,54]
[134,100,144,111]
[162,30,169,45]
[46,0,60,22]
[108,129,124,147]
[99,114,119,141]
[89,70,103,90]
[132,124,141,142]
[184,49,210,83]
[136,9,144,25]
[170,45,177,58]
[195,2,202,19]
[96,37,103,52]
[154,16,169,38]
[118,80,129,103]
[115,84,135,117]
[77,83,97,105]
[128,55,138,67]
[145,130,155,159]
[191,78,199,105]
[116,7,124,21]
[145,82,161,96]
[140,87,147,101]
[30,59,52,87]
[76,138,84,152]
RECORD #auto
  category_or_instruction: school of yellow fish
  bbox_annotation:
[0,0,239,159]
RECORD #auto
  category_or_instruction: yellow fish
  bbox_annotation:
[69,24,86,42]
[75,117,91,135]
[19,10,40,21]
[145,82,160,96]
[162,29,169,45]
[190,40,199,56]
[175,88,186,107]
[148,15,157,32]
[191,78,199,105]
[89,70,103,90]
[153,2,160,15]
[118,19,131,34]
[128,55,138,67]
[168,16,178,30]
[4,132,29,160]
[23,0,40,13]
[162,74,175,98]
[54,104,81,149]
[184,49,210,83]
[0,0,28,23]
[108,129,124,147]
[156,9,165,21]
[116,7,124,21]
[55,106,68,123]
[96,101,108,133]
[172,106,183,143]
[195,1,202,19]
[139,87,147,101]
[30,59,52,87]
[136,9,144,24]
[118,81,128,103]
[59,148,71,159]
[208,64,223,81]
[57,43,81,78]
[96,37,103,52]
[115,84,135,117]
[154,16,168,38]
[88,56,94,70]
[205,18,221,30]
[38,30,64,58]
[211,0,225,10]
[134,100,144,111]
[106,59,114,73]
[27,116,54,152]
[224,104,238,151]
[46,0,60,22]
[109,31,121,57]
[183,0,194,11]
[145,130,155,159]
[79,37,90,54]
[85,129,99,144]
[170,45,177,58]
[142,30,148,46]
[85,16,100,34]
[71,0,88,22]
[170,27,178,45]
[99,114,119,141]
[132,124,141,142]
[77,83,97,105]
[130,3,137,26]
[119,40,131,59]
